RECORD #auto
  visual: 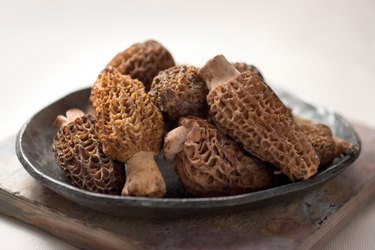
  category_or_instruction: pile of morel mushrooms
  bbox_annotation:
[52,40,358,198]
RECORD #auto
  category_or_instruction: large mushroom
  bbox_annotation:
[52,109,125,195]
[164,117,274,197]
[92,67,166,197]
[149,65,209,122]
[198,55,320,181]
[106,40,175,91]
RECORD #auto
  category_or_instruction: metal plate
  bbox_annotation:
[15,87,361,219]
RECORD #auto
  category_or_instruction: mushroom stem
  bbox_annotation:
[122,151,166,197]
[198,54,240,91]
[54,108,85,129]
[163,126,190,161]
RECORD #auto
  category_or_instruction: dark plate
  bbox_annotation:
[15,87,361,219]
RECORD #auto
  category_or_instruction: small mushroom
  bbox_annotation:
[164,117,274,197]
[198,55,320,181]
[232,62,264,79]
[294,116,359,167]
[52,109,125,195]
[149,65,209,121]
[92,67,166,197]
[106,40,175,91]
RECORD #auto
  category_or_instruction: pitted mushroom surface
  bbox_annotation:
[232,62,264,79]
[92,67,166,197]
[149,65,208,121]
[199,55,320,181]
[53,109,125,195]
[164,117,274,196]
[106,40,175,91]
[294,116,358,167]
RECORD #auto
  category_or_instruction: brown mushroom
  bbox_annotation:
[294,116,359,167]
[164,117,274,197]
[232,62,264,79]
[149,65,209,121]
[52,109,125,195]
[198,55,320,181]
[92,67,166,197]
[106,40,175,91]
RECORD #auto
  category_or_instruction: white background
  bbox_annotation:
[0,0,374,249]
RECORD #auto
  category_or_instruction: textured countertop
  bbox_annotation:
[0,0,374,249]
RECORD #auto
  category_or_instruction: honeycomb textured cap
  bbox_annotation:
[232,62,264,79]
[106,40,175,91]
[201,56,320,181]
[53,113,125,195]
[166,117,274,197]
[294,116,360,165]
[93,67,164,162]
[149,65,209,121]
[294,117,336,167]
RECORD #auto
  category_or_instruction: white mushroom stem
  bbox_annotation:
[54,108,86,129]
[163,126,190,161]
[198,54,240,91]
[122,151,166,198]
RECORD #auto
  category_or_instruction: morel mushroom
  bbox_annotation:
[294,116,359,167]
[53,109,125,195]
[232,62,264,79]
[106,40,175,91]
[149,65,209,121]
[199,55,320,181]
[93,67,166,197]
[164,117,274,196]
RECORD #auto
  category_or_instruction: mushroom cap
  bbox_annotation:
[294,117,336,167]
[106,40,175,91]
[93,67,164,162]
[206,72,320,181]
[149,65,209,121]
[165,117,274,197]
[232,62,264,79]
[53,114,125,194]
[294,116,360,167]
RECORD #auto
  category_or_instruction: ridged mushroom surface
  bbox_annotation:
[53,110,125,195]
[232,62,264,79]
[164,117,274,197]
[199,55,320,181]
[294,116,359,167]
[106,40,175,91]
[92,67,166,197]
[149,65,209,121]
